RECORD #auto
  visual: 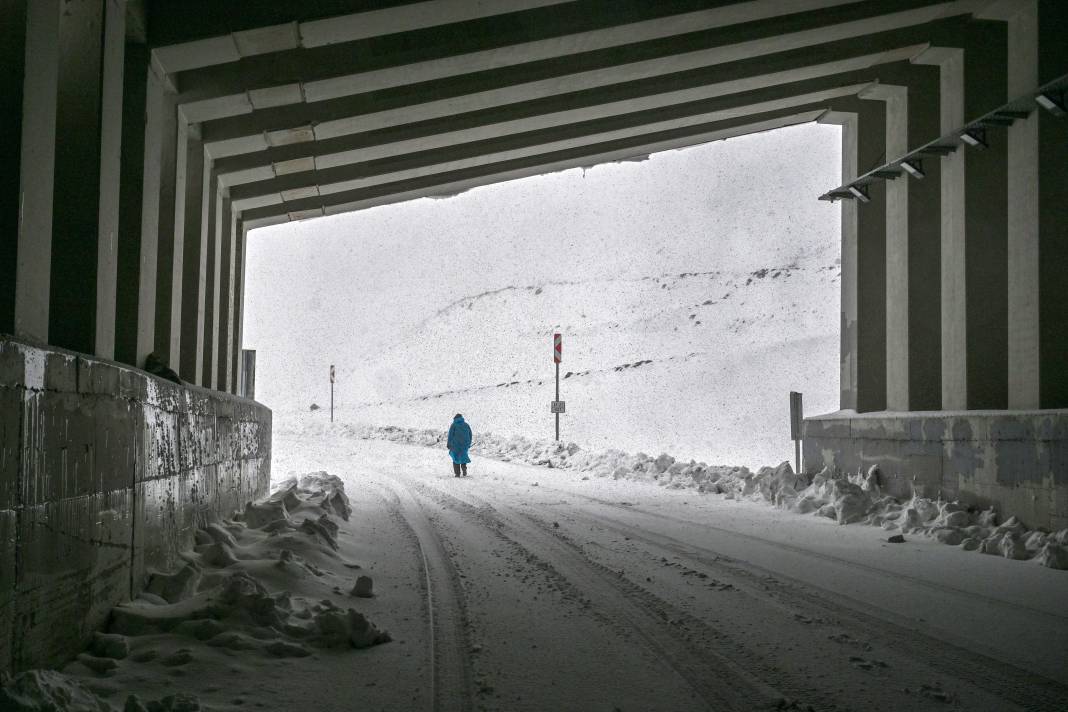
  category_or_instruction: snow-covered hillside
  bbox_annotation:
[345,260,839,467]
[244,122,842,469]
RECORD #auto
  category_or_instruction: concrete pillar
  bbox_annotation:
[204,171,220,389]
[153,79,181,367]
[821,97,888,413]
[48,0,125,356]
[859,73,942,413]
[214,193,233,391]
[234,221,249,396]
[963,26,1009,409]
[1038,1,1068,407]
[818,110,858,412]
[860,85,910,412]
[1004,2,1040,409]
[13,0,60,343]
[903,70,944,412]
[0,1,29,334]
[92,0,125,360]
[855,101,888,413]
[115,45,150,367]
[220,198,236,393]
[914,47,967,411]
[176,123,206,383]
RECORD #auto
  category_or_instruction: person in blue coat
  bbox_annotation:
[447,413,472,477]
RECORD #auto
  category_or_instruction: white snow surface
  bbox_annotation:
[316,417,1068,571]
[8,417,1068,711]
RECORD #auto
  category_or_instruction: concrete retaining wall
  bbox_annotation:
[0,335,271,675]
[804,409,1068,531]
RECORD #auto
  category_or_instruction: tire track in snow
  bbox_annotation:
[529,484,1068,624]
[546,498,1068,712]
[371,479,476,712]
[407,479,798,712]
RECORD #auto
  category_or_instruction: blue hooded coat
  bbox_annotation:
[447,415,472,465]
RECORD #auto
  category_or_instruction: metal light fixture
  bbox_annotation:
[1036,92,1066,117]
[960,128,987,149]
[848,185,870,203]
[900,159,925,179]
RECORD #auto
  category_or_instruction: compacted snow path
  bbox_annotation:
[269,425,1068,712]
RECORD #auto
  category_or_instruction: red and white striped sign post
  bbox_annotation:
[552,333,564,441]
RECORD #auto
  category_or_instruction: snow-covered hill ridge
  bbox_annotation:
[367,261,840,396]
[314,420,1068,571]
[339,259,839,467]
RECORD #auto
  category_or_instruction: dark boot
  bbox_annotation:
[461,463,468,477]
[453,463,461,477]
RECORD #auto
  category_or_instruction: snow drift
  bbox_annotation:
[1,473,389,711]
[345,422,1068,571]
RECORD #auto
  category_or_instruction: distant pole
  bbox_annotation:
[330,364,335,423]
[555,360,560,441]
[553,333,563,441]
[789,391,803,475]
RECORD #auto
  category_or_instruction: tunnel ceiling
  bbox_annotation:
[144,0,999,229]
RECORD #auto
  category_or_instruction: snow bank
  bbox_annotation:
[347,423,1068,571]
[2,474,390,711]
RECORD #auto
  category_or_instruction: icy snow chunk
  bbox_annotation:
[314,608,391,649]
[351,575,374,598]
[89,632,129,660]
[932,528,964,546]
[198,542,239,567]
[144,563,201,604]
[1035,543,1068,570]
[0,670,112,712]
[242,500,291,529]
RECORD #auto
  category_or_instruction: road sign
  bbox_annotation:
[330,365,335,383]
[551,400,566,413]
[553,333,562,363]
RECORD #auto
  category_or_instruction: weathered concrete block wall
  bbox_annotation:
[0,335,271,675]
[804,410,1068,531]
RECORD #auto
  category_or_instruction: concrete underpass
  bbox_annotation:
[2,1,1067,709]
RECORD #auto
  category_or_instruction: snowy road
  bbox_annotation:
[272,426,1068,712]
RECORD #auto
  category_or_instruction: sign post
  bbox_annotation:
[789,391,803,475]
[330,365,335,423]
[552,333,563,441]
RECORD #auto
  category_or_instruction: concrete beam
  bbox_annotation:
[229,82,875,211]
[241,109,827,225]
[212,65,904,187]
[179,1,975,128]
[197,10,977,157]
[153,0,573,73]
[175,0,865,111]
[222,45,935,211]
